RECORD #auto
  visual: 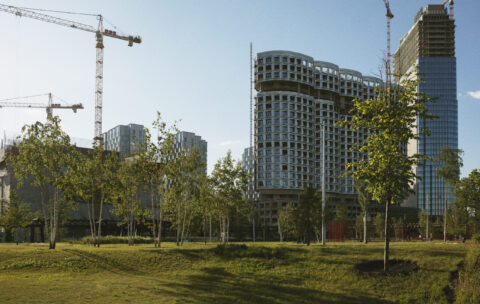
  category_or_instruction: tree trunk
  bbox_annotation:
[87,196,95,246]
[40,189,49,244]
[209,215,212,242]
[363,210,368,244]
[443,187,447,244]
[221,216,226,244]
[96,191,105,248]
[203,217,207,245]
[278,220,283,242]
[157,204,163,248]
[253,217,256,243]
[226,216,230,243]
[151,190,157,248]
[180,206,187,246]
[384,200,390,272]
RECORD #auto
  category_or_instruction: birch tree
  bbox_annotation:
[436,145,463,243]
[7,117,76,249]
[210,151,248,244]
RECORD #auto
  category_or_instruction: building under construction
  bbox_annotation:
[394,4,457,215]
[253,51,385,231]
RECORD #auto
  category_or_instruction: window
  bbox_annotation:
[258,58,263,64]
[266,57,272,63]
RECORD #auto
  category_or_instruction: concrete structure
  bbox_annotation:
[394,4,457,215]
[173,131,208,170]
[242,146,256,201]
[254,50,383,226]
[103,123,145,157]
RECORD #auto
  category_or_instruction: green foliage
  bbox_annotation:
[277,202,295,242]
[355,214,364,239]
[393,217,405,241]
[80,235,154,245]
[455,245,480,304]
[436,146,463,191]
[0,192,36,232]
[210,151,249,244]
[418,210,432,237]
[448,169,480,238]
[335,204,348,225]
[374,213,385,238]
[337,66,435,270]
[6,116,77,249]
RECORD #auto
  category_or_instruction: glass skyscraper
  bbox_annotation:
[394,5,457,215]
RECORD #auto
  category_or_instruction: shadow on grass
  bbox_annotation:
[63,249,142,275]
[158,266,394,304]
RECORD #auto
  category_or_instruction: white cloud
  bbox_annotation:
[218,140,241,147]
[467,91,480,100]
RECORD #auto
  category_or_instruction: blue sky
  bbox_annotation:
[0,0,479,175]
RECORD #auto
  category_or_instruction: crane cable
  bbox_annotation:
[15,6,127,36]
[15,6,98,17]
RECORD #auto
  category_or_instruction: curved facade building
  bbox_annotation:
[254,50,382,226]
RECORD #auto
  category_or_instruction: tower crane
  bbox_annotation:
[442,0,454,20]
[382,0,394,87]
[0,93,83,120]
[0,3,141,146]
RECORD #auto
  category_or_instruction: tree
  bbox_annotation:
[111,159,146,246]
[164,146,206,246]
[338,67,435,271]
[292,186,322,245]
[277,202,295,242]
[374,212,385,239]
[454,169,480,237]
[134,128,161,247]
[6,117,77,249]
[0,191,36,244]
[210,151,248,244]
[418,210,432,240]
[436,145,463,243]
[354,178,372,244]
[152,112,178,248]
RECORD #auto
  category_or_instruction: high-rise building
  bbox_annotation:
[394,4,457,215]
[103,123,145,157]
[254,50,383,226]
[173,131,208,169]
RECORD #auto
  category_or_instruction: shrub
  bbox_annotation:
[455,244,480,303]
[80,235,154,245]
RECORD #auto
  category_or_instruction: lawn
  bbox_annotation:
[0,241,468,303]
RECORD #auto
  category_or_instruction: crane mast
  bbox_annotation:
[382,0,394,88]
[0,3,141,146]
[442,0,454,20]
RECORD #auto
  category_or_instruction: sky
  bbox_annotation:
[0,0,479,176]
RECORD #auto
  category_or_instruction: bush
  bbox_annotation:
[471,233,480,244]
[80,235,154,245]
[455,245,480,303]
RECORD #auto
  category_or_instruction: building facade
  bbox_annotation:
[394,4,457,215]
[103,123,145,157]
[254,50,383,226]
[173,131,208,169]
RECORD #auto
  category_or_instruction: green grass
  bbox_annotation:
[0,241,468,303]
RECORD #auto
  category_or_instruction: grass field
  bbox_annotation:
[0,241,469,303]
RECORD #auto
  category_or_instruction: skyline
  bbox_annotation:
[0,0,479,175]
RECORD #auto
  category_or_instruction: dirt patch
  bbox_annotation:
[354,259,418,275]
